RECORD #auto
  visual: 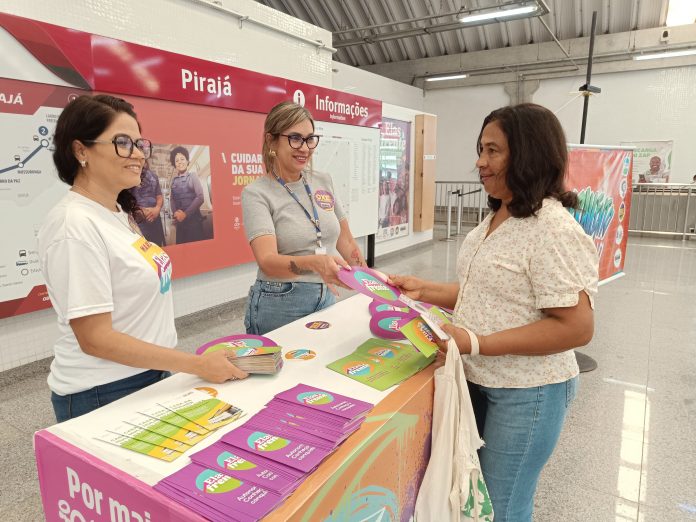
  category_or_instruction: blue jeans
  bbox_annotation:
[468,376,579,522]
[244,280,336,335]
[51,370,171,423]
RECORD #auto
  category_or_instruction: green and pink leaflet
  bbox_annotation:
[337,267,403,305]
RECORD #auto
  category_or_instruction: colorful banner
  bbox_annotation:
[377,118,411,242]
[0,12,382,318]
[619,140,672,183]
[566,146,633,282]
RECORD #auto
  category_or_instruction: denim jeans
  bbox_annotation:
[468,376,579,522]
[51,369,171,423]
[244,279,336,335]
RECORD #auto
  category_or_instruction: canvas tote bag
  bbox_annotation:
[414,329,493,522]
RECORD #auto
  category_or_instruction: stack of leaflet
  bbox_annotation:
[155,384,373,521]
[94,389,244,462]
[196,334,283,375]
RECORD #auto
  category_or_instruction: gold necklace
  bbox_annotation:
[71,185,141,235]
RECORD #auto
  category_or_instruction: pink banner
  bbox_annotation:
[566,147,633,281]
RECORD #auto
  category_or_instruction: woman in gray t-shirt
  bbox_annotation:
[241,101,366,335]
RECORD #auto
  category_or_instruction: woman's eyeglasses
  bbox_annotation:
[279,133,320,150]
[83,134,153,159]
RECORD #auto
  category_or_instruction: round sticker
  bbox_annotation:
[305,320,331,330]
[314,190,335,211]
[194,386,218,397]
[285,349,316,360]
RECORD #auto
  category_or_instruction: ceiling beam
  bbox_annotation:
[360,23,696,87]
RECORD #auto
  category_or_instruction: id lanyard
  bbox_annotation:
[273,172,326,255]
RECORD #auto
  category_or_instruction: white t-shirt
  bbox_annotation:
[38,191,176,395]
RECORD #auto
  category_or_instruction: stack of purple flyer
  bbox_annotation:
[153,463,283,522]
[155,384,372,521]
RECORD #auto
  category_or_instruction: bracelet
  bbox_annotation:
[462,327,480,356]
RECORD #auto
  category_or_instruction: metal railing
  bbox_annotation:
[629,183,696,240]
[435,181,486,240]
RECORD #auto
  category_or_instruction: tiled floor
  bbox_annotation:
[0,230,694,521]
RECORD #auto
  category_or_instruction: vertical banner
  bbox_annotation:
[566,146,633,282]
[377,118,411,242]
[620,140,672,183]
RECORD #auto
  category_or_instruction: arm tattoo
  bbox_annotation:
[289,261,312,275]
[350,248,367,267]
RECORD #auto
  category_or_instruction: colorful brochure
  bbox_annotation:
[221,426,332,473]
[242,416,336,450]
[261,402,364,433]
[123,412,213,445]
[251,410,348,444]
[190,443,300,494]
[94,431,183,462]
[400,316,442,357]
[195,334,277,355]
[369,309,417,340]
[138,404,209,435]
[337,267,404,306]
[158,389,244,431]
[155,463,283,521]
[326,338,434,391]
[368,300,412,315]
[106,421,188,451]
[272,383,373,421]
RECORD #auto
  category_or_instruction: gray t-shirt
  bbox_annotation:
[242,171,347,283]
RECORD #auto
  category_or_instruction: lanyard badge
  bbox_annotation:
[273,172,324,254]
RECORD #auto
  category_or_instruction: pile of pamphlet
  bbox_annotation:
[95,389,244,461]
[196,334,283,375]
[154,384,373,521]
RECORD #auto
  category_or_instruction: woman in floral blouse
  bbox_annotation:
[391,103,599,522]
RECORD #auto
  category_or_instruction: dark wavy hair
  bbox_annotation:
[53,94,142,215]
[477,103,577,218]
[170,146,190,167]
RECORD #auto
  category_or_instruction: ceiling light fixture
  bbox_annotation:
[633,48,696,60]
[459,5,538,24]
[425,74,468,82]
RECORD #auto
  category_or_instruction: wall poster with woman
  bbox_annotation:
[377,118,411,242]
[140,143,214,246]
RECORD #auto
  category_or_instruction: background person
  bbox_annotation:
[242,101,366,335]
[170,146,205,244]
[130,160,165,245]
[390,103,598,522]
[38,95,247,422]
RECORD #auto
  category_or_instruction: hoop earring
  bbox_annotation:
[79,160,87,168]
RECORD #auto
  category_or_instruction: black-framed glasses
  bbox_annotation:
[84,134,153,159]
[279,133,320,150]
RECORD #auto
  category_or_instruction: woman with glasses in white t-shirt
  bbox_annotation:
[38,94,247,422]
[391,103,599,522]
